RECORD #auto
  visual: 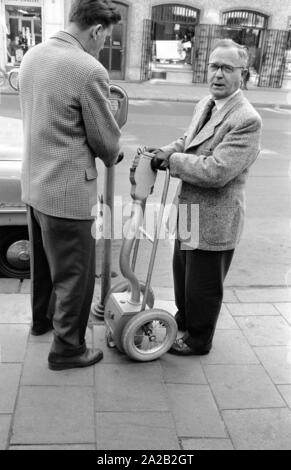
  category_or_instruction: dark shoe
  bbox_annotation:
[174,313,186,332]
[48,348,103,371]
[31,321,53,336]
[168,337,210,356]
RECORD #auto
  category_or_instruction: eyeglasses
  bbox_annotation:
[208,63,244,74]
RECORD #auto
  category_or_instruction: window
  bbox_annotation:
[151,4,200,67]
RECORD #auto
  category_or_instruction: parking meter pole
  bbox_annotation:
[93,166,115,319]
[92,84,128,320]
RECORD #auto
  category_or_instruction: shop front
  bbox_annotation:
[1,0,43,69]
[150,3,200,83]
[0,0,65,72]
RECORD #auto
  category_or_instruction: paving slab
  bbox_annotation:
[200,330,259,365]
[222,408,291,450]
[0,365,22,413]
[181,438,234,451]
[10,445,96,450]
[222,290,239,303]
[93,325,140,364]
[0,415,11,450]
[204,365,285,410]
[226,303,280,316]
[216,305,239,330]
[254,347,291,384]
[152,301,237,329]
[19,280,30,294]
[160,354,207,384]
[236,316,291,347]
[166,384,227,438]
[0,279,20,294]
[95,412,179,450]
[154,300,176,315]
[0,324,29,362]
[95,363,168,412]
[12,386,95,445]
[234,288,291,303]
[0,295,31,324]
[152,288,237,303]
[21,342,94,386]
[274,303,291,325]
[153,288,175,301]
[278,385,291,408]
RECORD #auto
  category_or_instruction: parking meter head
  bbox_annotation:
[109,84,128,128]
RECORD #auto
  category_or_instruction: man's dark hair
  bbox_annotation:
[69,0,121,29]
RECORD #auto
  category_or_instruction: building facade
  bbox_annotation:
[1,0,291,87]
[0,0,66,70]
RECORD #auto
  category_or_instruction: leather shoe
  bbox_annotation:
[48,347,103,371]
[168,337,210,356]
[31,321,53,336]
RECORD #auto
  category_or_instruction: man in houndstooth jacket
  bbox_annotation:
[19,0,122,370]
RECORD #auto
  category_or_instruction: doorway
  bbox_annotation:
[99,2,128,80]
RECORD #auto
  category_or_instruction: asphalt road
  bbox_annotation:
[1,95,291,287]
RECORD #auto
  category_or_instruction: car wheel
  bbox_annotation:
[0,227,30,279]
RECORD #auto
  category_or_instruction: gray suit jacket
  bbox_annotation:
[161,91,262,251]
[19,31,121,220]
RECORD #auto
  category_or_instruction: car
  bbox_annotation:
[0,148,30,278]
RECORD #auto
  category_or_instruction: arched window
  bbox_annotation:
[221,10,269,73]
[222,10,268,29]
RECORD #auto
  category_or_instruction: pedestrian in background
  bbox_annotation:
[151,39,262,355]
[241,66,250,90]
[19,0,122,370]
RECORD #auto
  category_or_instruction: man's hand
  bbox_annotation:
[150,149,173,172]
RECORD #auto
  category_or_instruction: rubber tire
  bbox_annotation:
[0,227,30,279]
[104,280,155,309]
[121,309,178,362]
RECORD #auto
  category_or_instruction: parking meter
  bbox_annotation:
[93,84,129,319]
[109,84,128,128]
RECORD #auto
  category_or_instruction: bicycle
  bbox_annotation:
[0,67,8,87]
[0,66,19,91]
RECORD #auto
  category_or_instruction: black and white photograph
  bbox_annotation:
[0,0,291,455]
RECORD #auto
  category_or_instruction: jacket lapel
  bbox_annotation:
[185,91,244,150]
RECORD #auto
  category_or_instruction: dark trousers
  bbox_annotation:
[173,240,234,352]
[27,206,96,356]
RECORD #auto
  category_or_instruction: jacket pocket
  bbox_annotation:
[201,205,243,246]
[85,166,98,181]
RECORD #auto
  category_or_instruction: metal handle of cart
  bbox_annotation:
[119,163,171,311]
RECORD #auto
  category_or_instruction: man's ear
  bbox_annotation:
[90,24,103,40]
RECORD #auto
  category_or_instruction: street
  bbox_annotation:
[1,94,291,288]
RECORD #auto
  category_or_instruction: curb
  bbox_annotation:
[2,90,291,110]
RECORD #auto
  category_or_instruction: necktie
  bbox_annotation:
[196,99,216,135]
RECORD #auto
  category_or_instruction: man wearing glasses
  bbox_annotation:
[153,39,262,355]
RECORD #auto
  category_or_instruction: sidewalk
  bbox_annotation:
[2,79,291,108]
[0,278,291,450]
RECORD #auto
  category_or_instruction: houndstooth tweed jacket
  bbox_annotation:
[161,90,262,251]
[19,31,121,220]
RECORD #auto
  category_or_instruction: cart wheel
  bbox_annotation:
[105,327,116,349]
[104,280,155,308]
[121,309,177,362]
